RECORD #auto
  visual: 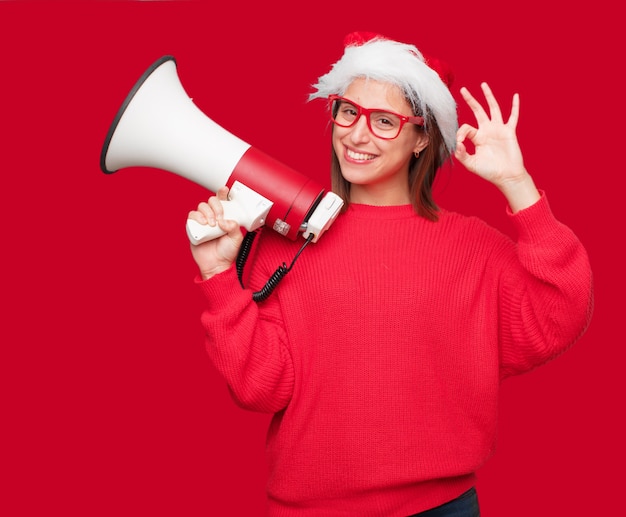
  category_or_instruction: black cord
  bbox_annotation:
[235,230,314,302]
[235,231,258,289]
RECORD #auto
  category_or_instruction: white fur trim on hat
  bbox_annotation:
[309,37,458,157]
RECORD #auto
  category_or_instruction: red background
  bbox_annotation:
[2,1,623,515]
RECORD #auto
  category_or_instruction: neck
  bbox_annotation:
[349,183,411,206]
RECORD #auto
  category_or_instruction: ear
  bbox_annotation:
[413,133,430,155]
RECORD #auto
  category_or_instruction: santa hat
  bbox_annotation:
[309,32,458,157]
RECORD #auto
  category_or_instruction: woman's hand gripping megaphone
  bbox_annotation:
[186,180,273,244]
[187,186,248,281]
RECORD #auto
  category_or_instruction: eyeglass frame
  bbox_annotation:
[328,94,425,140]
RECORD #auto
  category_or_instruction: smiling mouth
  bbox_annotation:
[346,148,377,161]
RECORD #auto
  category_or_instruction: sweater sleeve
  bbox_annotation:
[498,193,594,379]
[195,266,294,413]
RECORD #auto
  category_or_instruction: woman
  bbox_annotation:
[188,33,593,516]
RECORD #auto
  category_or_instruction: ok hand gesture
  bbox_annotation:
[454,82,540,212]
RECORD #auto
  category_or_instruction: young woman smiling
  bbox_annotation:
[187,32,593,516]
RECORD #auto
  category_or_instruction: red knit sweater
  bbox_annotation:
[196,193,593,516]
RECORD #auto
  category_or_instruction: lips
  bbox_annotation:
[346,148,377,161]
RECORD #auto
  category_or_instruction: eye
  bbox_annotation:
[372,112,400,131]
[338,102,358,121]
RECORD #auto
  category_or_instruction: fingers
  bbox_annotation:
[215,186,229,201]
[508,92,520,127]
[479,82,503,122]
[188,205,209,225]
[453,140,467,161]
[456,123,477,143]
[188,186,231,227]
[460,82,503,123]
[484,83,521,127]
[461,82,520,127]
[459,85,488,124]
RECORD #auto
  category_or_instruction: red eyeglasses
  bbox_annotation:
[328,94,424,140]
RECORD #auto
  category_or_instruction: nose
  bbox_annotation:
[349,113,371,143]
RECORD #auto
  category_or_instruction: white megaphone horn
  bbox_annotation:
[100,55,343,245]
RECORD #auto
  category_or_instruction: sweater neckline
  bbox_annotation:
[347,203,420,220]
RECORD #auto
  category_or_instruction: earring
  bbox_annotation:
[414,151,420,158]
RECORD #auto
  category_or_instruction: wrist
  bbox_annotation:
[497,171,541,213]
[200,263,232,281]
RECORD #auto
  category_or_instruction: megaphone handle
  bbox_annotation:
[186,182,274,245]
[186,218,227,245]
[186,200,240,245]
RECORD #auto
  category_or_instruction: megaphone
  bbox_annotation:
[100,55,342,245]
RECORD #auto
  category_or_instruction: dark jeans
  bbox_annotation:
[407,487,480,517]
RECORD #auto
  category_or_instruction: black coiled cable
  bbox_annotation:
[235,231,257,288]
[235,230,314,302]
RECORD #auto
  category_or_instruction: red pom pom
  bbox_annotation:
[343,31,385,47]
[423,55,454,88]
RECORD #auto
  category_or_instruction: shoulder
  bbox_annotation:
[433,207,512,246]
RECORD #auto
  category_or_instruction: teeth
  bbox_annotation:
[347,149,376,161]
